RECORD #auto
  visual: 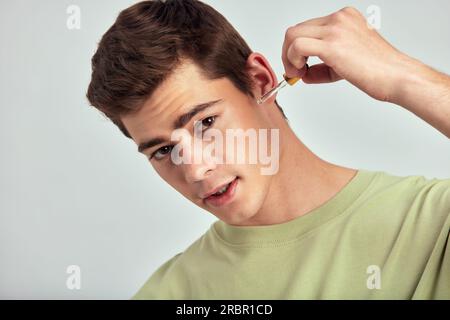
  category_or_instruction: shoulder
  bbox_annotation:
[360,170,450,234]
[369,170,450,211]
[131,252,184,300]
[131,230,213,300]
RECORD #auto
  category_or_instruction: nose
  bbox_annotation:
[178,135,218,183]
[183,160,216,183]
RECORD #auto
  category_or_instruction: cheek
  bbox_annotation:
[154,164,197,198]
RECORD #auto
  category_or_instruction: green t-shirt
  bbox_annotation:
[132,169,450,299]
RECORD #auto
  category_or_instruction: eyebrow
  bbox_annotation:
[137,99,224,154]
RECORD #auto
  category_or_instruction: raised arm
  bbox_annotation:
[281,6,450,138]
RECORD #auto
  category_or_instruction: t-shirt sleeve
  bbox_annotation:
[409,176,450,298]
[131,252,184,300]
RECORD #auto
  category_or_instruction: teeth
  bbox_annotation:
[214,183,229,196]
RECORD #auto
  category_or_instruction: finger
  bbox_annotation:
[302,63,343,84]
[282,26,326,78]
[285,25,327,41]
[293,15,329,27]
[283,38,325,78]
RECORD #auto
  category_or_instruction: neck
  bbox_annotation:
[237,113,357,226]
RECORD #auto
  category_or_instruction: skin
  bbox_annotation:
[122,6,450,227]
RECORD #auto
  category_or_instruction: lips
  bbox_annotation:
[202,178,236,199]
[203,177,239,207]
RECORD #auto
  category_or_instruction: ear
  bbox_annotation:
[246,52,279,103]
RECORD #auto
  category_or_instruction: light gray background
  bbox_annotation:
[1,0,449,299]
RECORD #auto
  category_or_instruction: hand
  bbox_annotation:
[281,6,415,103]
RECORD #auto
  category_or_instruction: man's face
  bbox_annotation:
[122,60,279,225]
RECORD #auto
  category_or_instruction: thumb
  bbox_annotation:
[302,63,342,84]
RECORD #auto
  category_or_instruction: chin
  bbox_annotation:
[220,192,265,226]
[201,175,269,225]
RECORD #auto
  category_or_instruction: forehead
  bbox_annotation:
[121,61,227,142]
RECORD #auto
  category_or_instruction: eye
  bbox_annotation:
[151,116,217,162]
[150,145,173,161]
[201,116,216,129]
[195,115,217,131]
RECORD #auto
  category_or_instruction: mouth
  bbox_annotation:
[203,177,239,207]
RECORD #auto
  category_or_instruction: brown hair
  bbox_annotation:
[86,0,287,139]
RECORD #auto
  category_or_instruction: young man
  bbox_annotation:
[86,0,450,299]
